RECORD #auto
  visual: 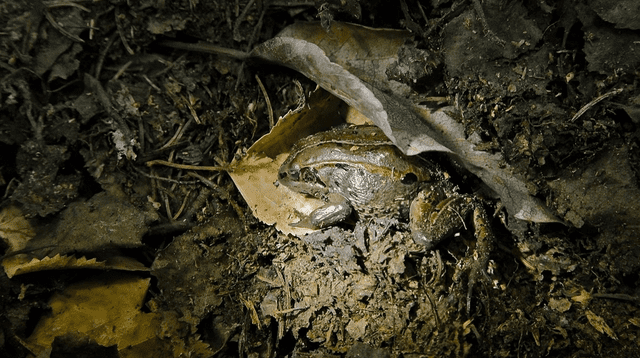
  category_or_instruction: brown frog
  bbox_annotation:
[277,125,493,251]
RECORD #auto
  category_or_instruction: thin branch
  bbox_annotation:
[571,88,623,122]
[145,159,227,172]
[157,40,250,61]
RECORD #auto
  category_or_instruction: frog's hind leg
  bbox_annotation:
[459,205,494,315]
[410,190,495,315]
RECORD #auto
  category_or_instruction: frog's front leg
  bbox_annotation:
[290,193,352,229]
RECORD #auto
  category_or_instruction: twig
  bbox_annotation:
[160,190,173,220]
[424,0,466,37]
[84,73,137,159]
[2,178,20,199]
[471,0,506,47]
[400,0,425,37]
[158,118,192,150]
[245,2,267,52]
[291,79,306,113]
[131,165,199,184]
[187,172,245,221]
[233,0,257,42]
[142,74,161,92]
[96,32,117,79]
[255,75,274,128]
[417,1,429,25]
[115,6,134,55]
[44,9,84,43]
[145,159,227,172]
[273,306,309,315]
[182,93,202,124]
[571,88,623,122]
[173,189,193,220]
[112,60,132,80]
[43,1,91,43]
[180,187,212,220]
[157,40,250,60]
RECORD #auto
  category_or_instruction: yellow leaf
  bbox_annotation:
[0,205,36,252]
[585,310,617,340]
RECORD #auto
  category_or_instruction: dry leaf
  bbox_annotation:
[2,253,149,278]
[585,310,618,340]
[25,273,154,354]
[0,205,36,252]
[548,297,572,313]
[276,22,415,97]
[229,89,347,236]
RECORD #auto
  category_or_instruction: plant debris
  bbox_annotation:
[1,0,640,357]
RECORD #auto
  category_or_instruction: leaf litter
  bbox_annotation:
[1,1,640,357]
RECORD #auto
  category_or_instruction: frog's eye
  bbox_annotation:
[401,172,418,184]
[300,167,319,183]
[282,165,300,181]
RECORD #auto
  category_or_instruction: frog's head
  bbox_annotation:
[277,162,328,198]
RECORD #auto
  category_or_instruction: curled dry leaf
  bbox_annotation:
[249,21,558,223]
[3,254,149,279]
[228,89,348,236]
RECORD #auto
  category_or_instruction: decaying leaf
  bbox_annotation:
[1,190,158,277]
[578,6,640,75]
[249,21,558,223]
[32,7,87,77]
[588,0,640,30]
[30,190,158,254]
[250,24,451,154]
[275,21,415,97]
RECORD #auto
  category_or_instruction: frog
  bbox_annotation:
[277,125,493,251]
[276,124,494,313]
